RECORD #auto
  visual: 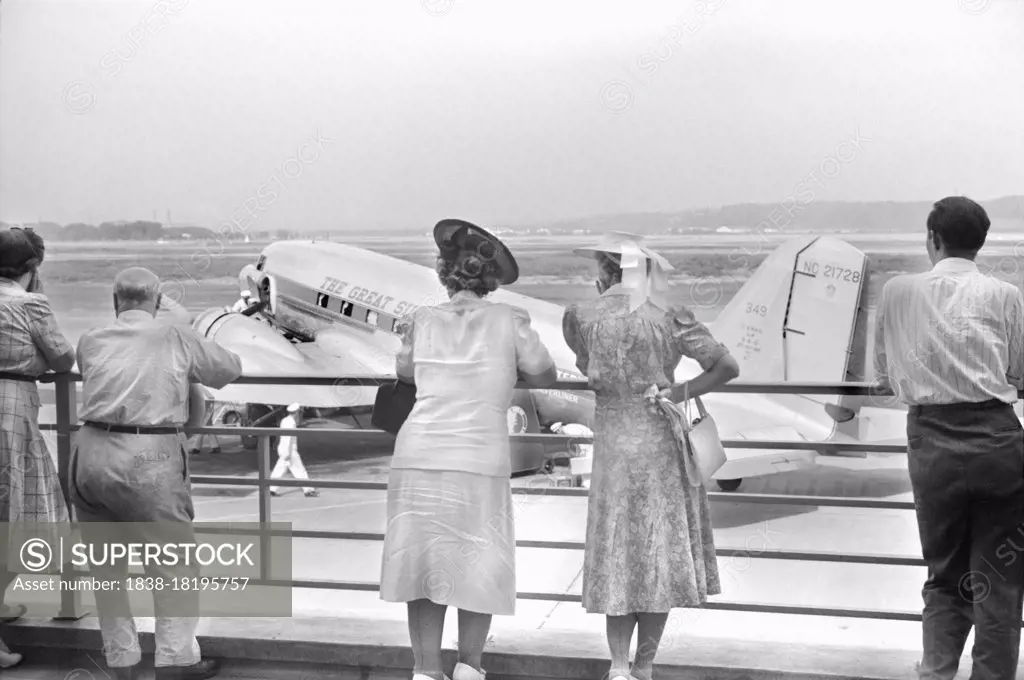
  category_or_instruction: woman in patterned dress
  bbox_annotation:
[0,228,76,668]
[561,232,740,680]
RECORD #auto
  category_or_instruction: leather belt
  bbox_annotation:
[83,421,182,435]
[0,372,36,383]
[908,398,1010,416]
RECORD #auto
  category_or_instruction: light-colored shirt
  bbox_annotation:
[554,422,593,456]
[554,423,592,437]
[230,297,251,313]
[391,290,555,477]
[77,309,243,425]
[278,414,297,456]
[874,257,1024,405]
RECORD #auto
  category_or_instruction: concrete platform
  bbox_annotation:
[2,612,934,680]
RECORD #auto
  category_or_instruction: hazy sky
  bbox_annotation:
[1,0,1022,230]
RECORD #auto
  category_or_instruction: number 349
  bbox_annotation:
[745,303,767,316]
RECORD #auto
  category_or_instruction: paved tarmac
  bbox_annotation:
[183,437,933,656]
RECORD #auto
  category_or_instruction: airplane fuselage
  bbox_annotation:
[240,240,601,428]
[201,234,895,489]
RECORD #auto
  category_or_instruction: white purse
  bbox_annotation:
[679,382,727,486]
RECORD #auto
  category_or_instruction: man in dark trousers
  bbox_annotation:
[70,267,243,680]
[874,196,1024,679]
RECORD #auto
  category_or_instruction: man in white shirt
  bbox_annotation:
[874,196,1024,680]
[229,290,252,314]
[72,267,242,680]
[269,403,317,496]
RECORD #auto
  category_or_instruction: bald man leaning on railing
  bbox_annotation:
[69,266,243,680]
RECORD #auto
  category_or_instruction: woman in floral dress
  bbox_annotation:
[562,232,740,680]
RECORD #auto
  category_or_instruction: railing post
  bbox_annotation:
[53,373,87,621]
[257,434,272,584]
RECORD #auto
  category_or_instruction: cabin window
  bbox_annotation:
[317,293,329,309]
[341,301,353,317]
[367,310,378,326]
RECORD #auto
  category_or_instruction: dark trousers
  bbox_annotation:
[907,399,1024,680]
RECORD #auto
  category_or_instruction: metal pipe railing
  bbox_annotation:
[37,372,929,622]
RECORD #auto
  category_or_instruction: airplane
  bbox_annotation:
[190,233,909,492]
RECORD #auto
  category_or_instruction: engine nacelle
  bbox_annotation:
[192,308,303,362]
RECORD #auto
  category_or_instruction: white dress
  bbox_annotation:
[378,290,554,615]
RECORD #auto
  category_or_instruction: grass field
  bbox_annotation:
[30,233,1024,386]
[39,234,1024,302]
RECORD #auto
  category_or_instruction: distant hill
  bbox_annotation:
[506,195,1024,235]
[0,221,226,242]
[4,195,1022,239]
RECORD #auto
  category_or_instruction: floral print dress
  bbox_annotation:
[562,284,729,615]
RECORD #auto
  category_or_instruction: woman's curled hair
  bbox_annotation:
[436,249,502,297]
[0,229,43,280]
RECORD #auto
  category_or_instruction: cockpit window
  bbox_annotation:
[256,255,266,271]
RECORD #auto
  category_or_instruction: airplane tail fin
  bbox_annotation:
[709,236,870,441]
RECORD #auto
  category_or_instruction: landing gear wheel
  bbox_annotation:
[242,404,278,451]
[542,459,555,474]
[716,478,742,492]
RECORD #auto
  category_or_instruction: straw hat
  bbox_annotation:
[572,231,673,271]
[573,231,673,310]
[433,218,520,285]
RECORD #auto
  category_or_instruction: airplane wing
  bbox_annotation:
[700,390,831,480]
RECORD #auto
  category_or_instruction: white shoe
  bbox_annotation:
[0,650,23,668]
[452,662,485,680]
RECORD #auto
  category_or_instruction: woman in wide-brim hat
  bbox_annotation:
[562,231,740,680]
[379,219,557,680]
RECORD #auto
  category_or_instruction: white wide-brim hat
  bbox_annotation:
[573,231,673,310]
[286,403,300,413]
[572,231,674,271]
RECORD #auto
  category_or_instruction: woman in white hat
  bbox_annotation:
[379,219,557,680]
[563,232,740,680]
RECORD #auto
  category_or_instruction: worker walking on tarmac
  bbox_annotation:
[70,266,243,680]
[269,403,318,497]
